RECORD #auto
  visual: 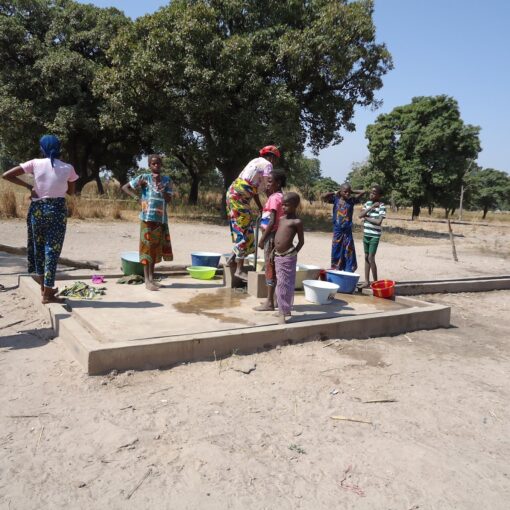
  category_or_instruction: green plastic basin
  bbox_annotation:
[121,251,144,277]
[186,266,217,280]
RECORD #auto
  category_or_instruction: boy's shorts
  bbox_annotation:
[363,235,380,255]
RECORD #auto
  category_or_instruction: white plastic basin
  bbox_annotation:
[303,280,339,304]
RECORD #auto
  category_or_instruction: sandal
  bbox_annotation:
[42,287,66,305]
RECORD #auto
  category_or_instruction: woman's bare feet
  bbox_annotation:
[145,281,159,291]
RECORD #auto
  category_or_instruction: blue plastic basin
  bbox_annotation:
[191,251,222,268]
[326,270,360,294]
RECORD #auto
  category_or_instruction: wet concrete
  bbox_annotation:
[173,288,251,325]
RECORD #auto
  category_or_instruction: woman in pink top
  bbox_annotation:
[226,145,280,279]
[2,135,78,303]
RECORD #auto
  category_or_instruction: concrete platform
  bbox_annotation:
[20,275,450,375]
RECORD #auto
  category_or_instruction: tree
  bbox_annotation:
[312,176,340,196]
[97,0,393,205]
[365,95,481,219]
[346,159,383,189]
[469,168,510,219]
[0,0,139,191]
[286,155,322,202]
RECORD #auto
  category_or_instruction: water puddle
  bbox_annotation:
[173,288,252,324]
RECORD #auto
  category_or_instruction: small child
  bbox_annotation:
[274,192,304,324]
[322,183,365,272]
[254,169,286,312]
[359,184,386,287]
[122,154,173,290]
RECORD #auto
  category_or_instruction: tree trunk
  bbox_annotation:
[444,208,449,219]
[411,202,421,220]
[95,172,105,195]
[483,205,488,219]
[188,173,199,205]
[428,205,433,215]
[218,165,238,220]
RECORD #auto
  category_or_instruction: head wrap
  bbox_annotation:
[39,135,61,167]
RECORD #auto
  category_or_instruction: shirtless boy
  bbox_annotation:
[274,192,305,323]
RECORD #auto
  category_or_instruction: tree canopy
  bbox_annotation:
[469,168,510,218]
[97,0,393,194]
[365,95,481,218]
[0,0,139,190]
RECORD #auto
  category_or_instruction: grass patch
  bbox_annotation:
[0,189,18,218]
[2,179,509,230]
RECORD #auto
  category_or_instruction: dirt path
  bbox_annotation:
[1,219,509,508]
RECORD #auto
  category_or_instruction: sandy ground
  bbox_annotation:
[1,218,510,509]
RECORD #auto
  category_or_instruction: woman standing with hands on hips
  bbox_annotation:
[2,135,78,304]
[226,145,281,279]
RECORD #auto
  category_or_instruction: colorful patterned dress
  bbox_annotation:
[129,174,173,265]
[226,157,272,259]
[331,196,357,272]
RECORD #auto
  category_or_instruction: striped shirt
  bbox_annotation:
[362,201,386,237]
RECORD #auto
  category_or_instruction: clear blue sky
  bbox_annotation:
[82,0,510,181]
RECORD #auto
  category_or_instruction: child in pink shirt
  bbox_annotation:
[254,169,286,311]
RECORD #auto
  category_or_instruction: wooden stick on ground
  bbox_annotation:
[447,220,459,262]
[126,468,152,500]
[0,244,99,270]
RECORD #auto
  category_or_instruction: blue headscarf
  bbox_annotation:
[39,135,61,167]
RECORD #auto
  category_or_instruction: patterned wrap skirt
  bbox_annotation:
[27,198,67,288]
[226,178,256,259]
[139,221,173,265]
[275,252,297,316]
[331,226,357,272]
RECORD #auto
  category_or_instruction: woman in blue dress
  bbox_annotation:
[322,183,365,272]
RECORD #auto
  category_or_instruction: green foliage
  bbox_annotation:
[469,168,510,218]
[346,160,383,190]
[0,0,139,190]
[365,95,481,217]
[286,155,322,200]
[98,0,392,190]
[312,176,341,196]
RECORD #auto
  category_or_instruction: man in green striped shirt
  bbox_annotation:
[359,185,385,287]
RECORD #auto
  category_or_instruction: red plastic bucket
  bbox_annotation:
[371,279,395,299]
